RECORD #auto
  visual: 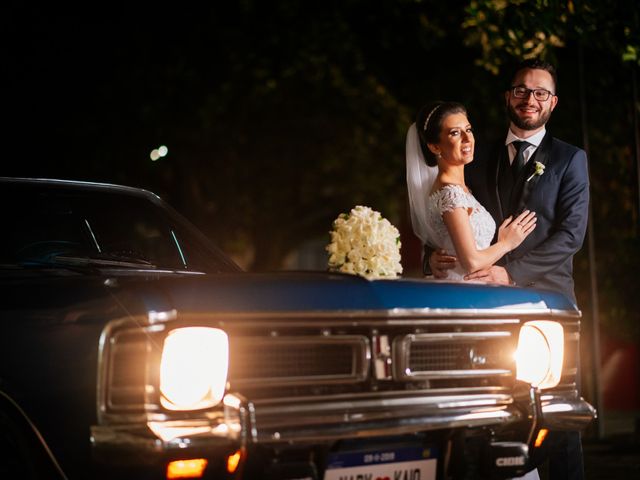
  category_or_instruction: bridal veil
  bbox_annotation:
[405,123,438,249]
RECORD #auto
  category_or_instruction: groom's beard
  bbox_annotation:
[507,102,552,131]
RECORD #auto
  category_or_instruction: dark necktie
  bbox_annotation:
[511,140,531,178]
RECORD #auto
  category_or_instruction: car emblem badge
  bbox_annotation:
[372,333,392,380]
[469,347,487,367]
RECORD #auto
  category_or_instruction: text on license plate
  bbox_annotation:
[323,445,437,480]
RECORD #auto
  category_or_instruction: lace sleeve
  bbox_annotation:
[434,184,473,215]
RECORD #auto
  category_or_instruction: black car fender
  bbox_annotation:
[0,389,68,480]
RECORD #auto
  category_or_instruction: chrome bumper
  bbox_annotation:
[250,390,519,443]
[540,392,597,431]
[91,388,595,463]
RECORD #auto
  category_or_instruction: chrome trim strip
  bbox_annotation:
[177,309,581,325]
[254,386,511,405]
[397,332,512,341]
[101,310,580,331]
[402,369,513,379]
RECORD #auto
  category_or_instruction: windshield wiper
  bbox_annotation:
[52,254,157,269]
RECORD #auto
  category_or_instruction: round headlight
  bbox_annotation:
[515,321,564,389]
[160,327,228,410]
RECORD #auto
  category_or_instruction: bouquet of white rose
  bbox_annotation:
[326,205,402,280]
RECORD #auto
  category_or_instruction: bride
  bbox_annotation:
[406,101,536,281]
[407,101,540,480]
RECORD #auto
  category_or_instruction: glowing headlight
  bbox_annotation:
[160,327,228,410]
[515,320,564,389]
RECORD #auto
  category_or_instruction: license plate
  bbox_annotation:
[324,444,437,480]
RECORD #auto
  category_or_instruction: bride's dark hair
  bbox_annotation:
[416,101,467,166]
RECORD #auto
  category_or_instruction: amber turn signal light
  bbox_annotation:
[166,458,208,479]
[227,448,243,474]
[534,428,549,447]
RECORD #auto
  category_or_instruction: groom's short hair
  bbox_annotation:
[508,59,558,93]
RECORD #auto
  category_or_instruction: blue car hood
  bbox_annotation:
[143,271,577,315]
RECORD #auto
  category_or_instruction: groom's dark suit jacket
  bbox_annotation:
[465,131,590,303]
[467,131,590,479]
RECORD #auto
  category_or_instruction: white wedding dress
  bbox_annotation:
[429,184,541,480]
[429,185,540,475]
[406,126,540,480]
[426,184,496,280]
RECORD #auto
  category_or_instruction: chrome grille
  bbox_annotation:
[106,331,148,411]
[228,336,370,388]
[409,342,478,370]
[100,316,585,415]
[103,327,518,411]
[557,327,580,389]
[393,332,515,380]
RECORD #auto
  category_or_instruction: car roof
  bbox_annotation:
[0,177,160,200]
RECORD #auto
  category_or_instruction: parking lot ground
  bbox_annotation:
[583,433,640,479]
[535,410,640,479]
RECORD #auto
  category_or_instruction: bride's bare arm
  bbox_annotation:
[443,209,536,274]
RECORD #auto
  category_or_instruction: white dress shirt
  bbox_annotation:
[505,128,546,165]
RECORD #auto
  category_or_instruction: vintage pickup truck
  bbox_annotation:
[0,178,595,479]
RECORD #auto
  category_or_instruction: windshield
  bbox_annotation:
[0,181,240,274]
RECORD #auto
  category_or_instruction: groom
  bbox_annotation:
[430,59,590,479]
[466,59,588,304]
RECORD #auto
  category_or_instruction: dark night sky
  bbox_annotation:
[2,2,482,181]
[4,4,229,178]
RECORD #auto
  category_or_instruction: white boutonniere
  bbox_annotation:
[527,161,546,182]
[326,205,402,280]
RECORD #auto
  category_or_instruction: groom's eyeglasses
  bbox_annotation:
[511,86,555,101]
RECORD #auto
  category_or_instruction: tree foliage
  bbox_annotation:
[4,2,640,339]
[158,1,413,270]
[462,0,640,341]
[462,0,640,71]
[463,0,567,74]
